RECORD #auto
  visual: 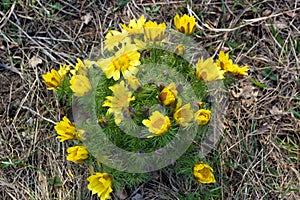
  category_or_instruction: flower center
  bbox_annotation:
[113,55,130,71]
[220,61,225,69]
[153,118,164,129]
[199,168,210,177]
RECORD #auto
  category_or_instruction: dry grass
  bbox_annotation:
[0,0,299,199]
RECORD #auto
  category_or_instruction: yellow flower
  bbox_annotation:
[195,57,224,81]
[216,51,249,76]
[124,68,142,91]
[232,64,249,76]
[193,163,216,184]
[54,116,83,142]
[102,81,135,125]
[215,51,231,70]
[194,109,211,126]
[96,44,141,81]
[121,15,146,35]
[158,82,178,106]
[174,44,185,56]
[42,69,62,90]
[87,172,113,200]
[143,21,166,42]
[104,30,130,51]
[71,58,93,75]
[42,62,71,90]
[58,63,70,77]
[70,75,92,96]
[173,98,193,127]
[66,145,89,164]
[98,116,108,128]
[174,14,196,34]
[142,111,171,136]
[133,38,146,50]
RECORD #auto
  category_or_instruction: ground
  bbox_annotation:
[0,0,299,199]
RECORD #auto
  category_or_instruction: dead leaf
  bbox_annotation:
[82,13,92,25]
[29,56,42,68]
[269,105,283,120]
[262,9,272,16]
[231,80,259,107]
[115,188,127,199]
[274,22,288,30]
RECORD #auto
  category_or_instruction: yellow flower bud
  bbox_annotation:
[66,146,89,164]
[193,163,216,184]
[194,109,211,126]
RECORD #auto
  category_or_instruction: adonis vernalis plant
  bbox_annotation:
[43,14,249,199]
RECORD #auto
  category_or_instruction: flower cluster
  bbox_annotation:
[42,13,249,199]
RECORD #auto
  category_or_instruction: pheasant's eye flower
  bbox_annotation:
[66,145,89,164]
[216,51,249,76]
[58,63,70,77]
[195,57,224,81]
[174,14,196,34]
[71,58,94,75]
[98,117,108,128]
[193,163,216,184]
[42,69,62,90]
[173,99,193,127]
[194,109,211,126]
[97,44,141,81]
[54,116,84,142]
[158,82,178,106]
[133,38,146,50]
[70,75,92,96]
[87,172,113,200]
[174,44,186,56]
[232,64,249,76]
[215,51,231,70]
[121,15,146,35]
[104,30,130,51]
[143,21,166,42]
[124,68,142,91]
[142,111,171,136]
[102,81,135,125]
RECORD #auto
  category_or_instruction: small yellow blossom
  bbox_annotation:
[194,109,211,126]
[197,101,205,108]
[70,75,92,96]
[216,51,249,76]
[174,14,196,34]
[134,38,147,50]
[174,44,185,56]
[104,30,130,51]
[195,57,224,81]
[58,63,70,77]
[193,163,216,184]
[97,44,141,81]
[158,82,178,106]
[102,81,135,125]
[142,111,171,136]
[42,69,62,90]
[121,15,146,35]
[143,21,166,42]
[124,68,142,91]
[71,58,93,75]
[98,116,108,128]
[54,116,83,142]
[87,172,113,200]
[173,98,193,127]
[232,64,249,76]
[66,145,89,164]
